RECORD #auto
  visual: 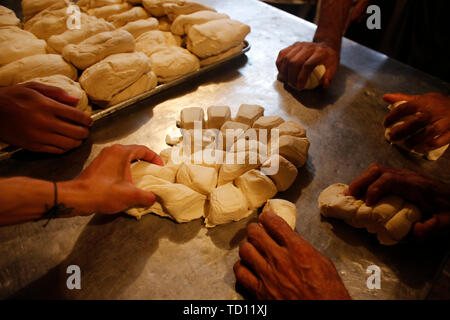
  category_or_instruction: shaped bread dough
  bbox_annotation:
[79,52,151,102]
[318,183,363,220]
[205,183,251,227]
[85,0,123,9]
[0,27,47,66]
[253,116,285,131]
[275,135,310,168]
[0,54,77,86]
[178,107,205,129]
[219,121,251,151]
[163,1,216,21]
[220,121,250,135]
[217,151,261,185]
[47,18,115,53]
[22,75,91,114]
[150,47,200,82]
[180,129,218,152]
[142,0,182,17]
[235,104,264,126]
[187,19,250,58]
[367,195,404,233]
[131,161,179,183]
[0,5,21,27]
[303,64,326,90]
[136,30,182,57]
[121,18,159,38]
[171,10,229,35]
[235,169,277,209]
[108,6,149,27]
[62,29,136,70]
[21,0,69,22]
[176,163,217,195]
[262,199,297,230]
[87,3,132,19]
[276,120,307,138]
[261,154,298,192]
[345,203,373,229]
[385,101,449,160]
[108,72,158,106]
[199,42,245,67]
[207,106,231,129]
[24,4,74,40]
[229,137,267,155]
[158,16,172,31]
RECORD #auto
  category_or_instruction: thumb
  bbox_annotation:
[382,93,420,104]
[23,82,80,106]
[412,212,450,241]
[133,189,157,208]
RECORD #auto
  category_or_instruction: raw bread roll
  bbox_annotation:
[180,129,218,152]
[62,29,135,70]
[85,0,123,8]
[163,1,216,21]
[165,134,183,146]
[275,135,310,168]
[199,42,245,67]
[229,137,267,154]
[131,161,179,183]
[187,19,250,59]
[178,107,204,129]
[262,199,297,230]
[367,196,404,233]
[158,16,172,31]
[0,27,47,66]
[176,163,217,195]
[136,30,182,57]
[385,101,449,160]
[217,151,261,185]
[207,106,231,129]
[150,46,200,82]
[87,3,132,18]
[318,183,364,220]
[0,54,77,87]
[121,18,159,38]
[276,120,307,138]
[235,104,264,126]
[220,121,250,135]
[24,4,75,40]
[21,0,69,22]
[205,183,251,227]
[253,116,285,131]
[171,10,229,35]
[47,18,115,53]
[79,52,151,102]
[0,5,21,27]
[108,71,158,106]
[261,154,298,192]
[108,6,149,28]
[22,74,91,114]
[219,121,250,150]
[235,169,277,209]
[304,65,326,90]
[142,0,181,17]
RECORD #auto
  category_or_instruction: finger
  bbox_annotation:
[258,210,293,247]
[286,49,312,89]
[382,93,420,104]
[321,63,336,88]
[276,43,298,70]
[387,113,430,141]
[23,82,79,106]
[246,222,280,257]
[26,143,66,154]
[412,212,450,241]
[123,145,164,166]
[45,98,93,127]
[50,118,90,140]
[130,187,157,207]
[383,102,419,127]
[239,239,268,276]
[279,46,302,81]
[233,260,262,295]
[295,52,323,90]
[348,163,384,198]
[365,172,395,206]
[40,133,83,151]
[405,119,450,151]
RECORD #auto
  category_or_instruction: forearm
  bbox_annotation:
[313,0,354,52]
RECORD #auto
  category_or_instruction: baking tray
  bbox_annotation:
[0,41,251,161]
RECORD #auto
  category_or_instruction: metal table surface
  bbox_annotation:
[0,0,449,300]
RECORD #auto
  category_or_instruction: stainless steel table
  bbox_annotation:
[0,0,449,300]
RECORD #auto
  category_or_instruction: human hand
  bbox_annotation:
[276,41,339,90]
[234,211,350,300]
[348,163,450,240]
[383,93,450,152]
[59,144,164,215]
[0,82,93,154]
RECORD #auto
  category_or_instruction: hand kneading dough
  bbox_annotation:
[263,199,297,230]
[235,169,277,209]
[108,72,158,106]
[385,101,449,160]
[0,27,47,66]
[171,10,229,35]
[274,135,310,168]
[22,75,91,114]
[150,47,200,82]
[47,18,116,53]
[207,106,231,129]
[318,183,363,220]
[261,154,298,192]
[304,65,326,90]
[163,1,216,21]
[0,5,21,27]
[108,6,149,28]
[79,52,151,102]
[142,0,182,17]
[276,120,307,138]
[121,18,159,38]
[87,3,132,19]
[0,54,77,86]
[176,163,217,195]
[63,29,135,70]
[135,30,182,57]
[179,107,205,129]
[131,160,179,183]
[187,19,250,58]
[205,183,251,227]
[21,0,69,21]
[217,151,261,185]
[235,104,264,126]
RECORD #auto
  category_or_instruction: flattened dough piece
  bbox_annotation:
[108,72,158,106]
[261,154,298,192]
[235,104,264,126]
[163,1,216,21]
[121,18,159,38]
[275,120,307,138]
[150,46,200,82]
[0,5,21,27]
[108,6,149,28]
[0,54,77,86]
[136,30,182,57]
[263,199,297,230]
[275,135,310,168]
[207,106,231,129]
[131,160,179,183]
[205,183,251,227]
[171,10,229,35]
[318,183,363,220]
[0,27,47,66]
[235,169,277,209]
[176,163,217,195]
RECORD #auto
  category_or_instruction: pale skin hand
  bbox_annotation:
[0,144,164,226]
[0,82,93,154]
[234,211,350,300]
[347,163,450,241]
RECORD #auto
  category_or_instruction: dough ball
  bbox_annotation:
[207,105,231,129]
[235,169,277,209]
[303,64,326,90]
[274,135,310,168]
[171,10,229,36]
[275,120,307,138]
[178,107,205,129]
[262,199,297,230]
[261,154,298,192]
[318,183,363,220]
[234,104,264,126]
[176,163,218,195]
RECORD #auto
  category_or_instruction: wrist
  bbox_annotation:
[58,179,96,217]
[313,31,341,53]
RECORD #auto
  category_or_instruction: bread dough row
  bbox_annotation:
[0,5,21,27]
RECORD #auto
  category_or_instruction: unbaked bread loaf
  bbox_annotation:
[199,42,245,67]
[87,2,132,19]
[0,54,77,86]
[79,52,151,102]
[171,10,228,35]
[121,18,159,38]
[21,0,69,22]
[0,27,47,66]
[150,46,200,82]
[187,19,250,58]
[108,6,149,28]
[108,71,158,106]
[24,4,75,40]
[142,0,181,17]
[62,29,135,70]
[136,30,182,57]
[0,5,21,27]
[163,1,216,21]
